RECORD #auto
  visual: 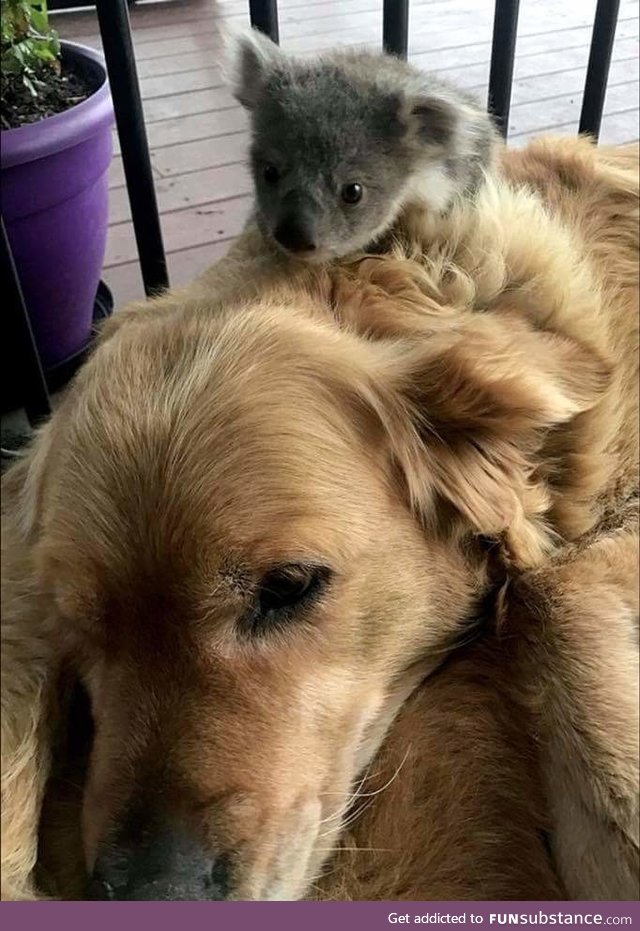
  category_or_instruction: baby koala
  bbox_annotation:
[231,29,499,262]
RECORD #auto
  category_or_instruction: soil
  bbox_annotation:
[1,60,97,131]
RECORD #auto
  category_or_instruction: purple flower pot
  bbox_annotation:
[1,42,114,370]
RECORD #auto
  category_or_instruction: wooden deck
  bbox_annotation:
[52,0,640,307]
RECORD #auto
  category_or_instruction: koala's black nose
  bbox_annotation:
[87,828,230,901]
[273,216,317,254]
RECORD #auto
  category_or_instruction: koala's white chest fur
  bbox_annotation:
[403,162,458,215]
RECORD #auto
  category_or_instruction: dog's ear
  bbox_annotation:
[1,424,60,903]
[2,421,56,543]
[227,27,283,110]
[373,314,611,566]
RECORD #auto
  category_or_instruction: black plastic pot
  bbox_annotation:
[2,280,113,416]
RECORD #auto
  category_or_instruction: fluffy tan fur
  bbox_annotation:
[1,137,638,901]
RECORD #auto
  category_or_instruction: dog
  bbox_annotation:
[1,137,638,900]
[316,499,639,901]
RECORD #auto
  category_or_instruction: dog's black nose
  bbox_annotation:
[273,216,317,254]
[88,827,230,901]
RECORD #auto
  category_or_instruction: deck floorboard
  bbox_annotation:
[51,0,639,305]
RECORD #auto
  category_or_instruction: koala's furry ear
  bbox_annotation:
[412,96,458,146]
[403,95,461,150]
[227,28,282,110]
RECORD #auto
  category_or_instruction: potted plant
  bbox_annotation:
[1,0,114,398]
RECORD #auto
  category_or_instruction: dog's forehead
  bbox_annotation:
[45,310,389,583]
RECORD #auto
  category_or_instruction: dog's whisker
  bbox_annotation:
[339,796,376,831]
[317,846,392,852]
[318,764,375,826]
[318,749,411,839]
[318,796,373,839]
[307,882,340,901]
[346,746,412,801]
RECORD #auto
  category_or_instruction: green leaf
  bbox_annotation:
[1,51,22,73]
[1,0,60,97]
[30,8,46,32]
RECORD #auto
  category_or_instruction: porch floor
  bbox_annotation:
[52,0,640,306]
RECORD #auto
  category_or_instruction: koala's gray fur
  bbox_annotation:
[230,29,499,262]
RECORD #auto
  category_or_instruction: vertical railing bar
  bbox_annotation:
[1,217,51,426]
[487,0,520,139]
[249,0,280,43]
[383,0,409,60]
[578,0,621,139]
[96,0,169,296]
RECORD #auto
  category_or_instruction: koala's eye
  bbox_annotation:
[244,565,332,636]
[263,165,280,185]
[341,182,363,204]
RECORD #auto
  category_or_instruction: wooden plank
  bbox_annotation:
[140,67,225,101]
[115,14,639,81]
[509,81,639,137]
[61,4,639,58]
[109,161,252,224]
[510,57,637,107]
[409,24,637,73]
[55,0,639,47]
[142,87,237,124]
[137,47,225,79]
[112,107,247,156]
[511,112,640,147]
[104,239,233,308]
[108,151,163,190]
[62,3,467,64]
[109,128,247,190]
[133,24,636,74]
[413,37,638,94]
[151,130,247,177]
[56,0,485,43]
[598,110,640,145]
[55,8,638,91]
[104,195,252,267]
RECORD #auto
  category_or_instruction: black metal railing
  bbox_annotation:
[2,0,624,430]
[249,0,280,43]
[1,218,51,426]
[487,0,521,138]
[579,0,622,138]
[95,0,169,298]
[383,0,409,59]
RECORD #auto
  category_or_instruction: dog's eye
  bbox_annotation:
[341,182,363,204]
[263,165,280,185]
[259,566,327,613]
[244,565,331,635]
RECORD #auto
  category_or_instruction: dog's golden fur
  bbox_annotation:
[1,137,638,901]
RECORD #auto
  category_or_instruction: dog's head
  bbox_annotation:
[13,285,607,900]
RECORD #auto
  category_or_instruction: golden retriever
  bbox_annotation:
[1,136,638,901]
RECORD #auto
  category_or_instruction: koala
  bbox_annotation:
[230,29,499,262]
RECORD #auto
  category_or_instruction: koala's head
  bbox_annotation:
[230,31,469,262]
